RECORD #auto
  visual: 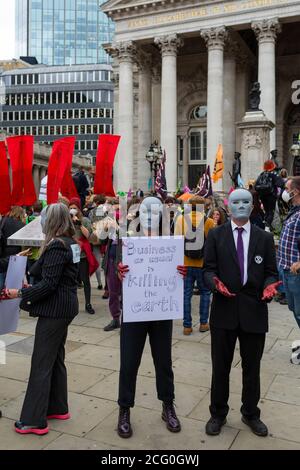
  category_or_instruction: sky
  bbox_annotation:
[0,1,16,60]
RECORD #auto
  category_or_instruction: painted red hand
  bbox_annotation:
[177,265,187,278]
[262,281,282,301]
[117,262,129,282]
[213,277,236,298]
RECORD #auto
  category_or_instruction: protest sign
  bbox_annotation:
[7,216,44,247]
[122,236,184,323]
[0,256,27,335]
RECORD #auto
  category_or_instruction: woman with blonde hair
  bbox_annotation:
[6,203,80,435]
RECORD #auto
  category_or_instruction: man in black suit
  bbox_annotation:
[204,189,280,437]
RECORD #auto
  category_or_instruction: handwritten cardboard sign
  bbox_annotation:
[122,236,184,323]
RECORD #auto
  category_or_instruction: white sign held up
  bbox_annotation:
[122,236,184,323]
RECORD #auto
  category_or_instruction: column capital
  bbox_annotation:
[251,18,281,43]
[200,26,228,50]
[105,41,137,62]
[154,34,183,56]
[136,50,152,74]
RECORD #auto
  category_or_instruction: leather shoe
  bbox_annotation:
[104,318,120,331]
[199,323,210,333]
[117,407,132,438]
[205,417,226,436]
[162,402,181,433]
[241,416,268,436]
[85,304,95,315]
[183,327,193,336]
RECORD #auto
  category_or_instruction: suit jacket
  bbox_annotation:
[204,222,278,333]
[20,237,79,320]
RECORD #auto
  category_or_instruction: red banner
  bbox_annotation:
[47,137,76,204]
[61,169,79,201]
[6,136,36,206]
[94,134,120,196]
[0,141,12,215]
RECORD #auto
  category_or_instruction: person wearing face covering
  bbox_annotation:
[278,177,300,332]
[203,189,280,438]
[5,204,80,435]
[115,196,186,439]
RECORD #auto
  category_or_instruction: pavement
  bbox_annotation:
[0,282,300,450]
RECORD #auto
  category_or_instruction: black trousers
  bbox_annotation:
[210,326,265,421]
[260,195,277,227]
[20,317,72,427]
[79,257,91,305]
[118,320,175,408]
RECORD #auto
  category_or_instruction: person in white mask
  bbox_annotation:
[204,189,280,438]
[278,177,300,335]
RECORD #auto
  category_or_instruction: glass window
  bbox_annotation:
[93,109,98,118]
[44,110,49,120]
[80,109,86,119]
[190,132,201,161]
[50,110,55,119]
[105,124,110,133]
[87,125,91,134]
[93,125,97,134]
[20,112,25,120]
[74,125,79,134]
[106,109,110,118]
[80,125,85,134]
[74,109,79,119]
[26,111,31,120]
[62,110,67,119]
[68,109,73,119]
[38,111,43,120]
[99,108,104,118]
[87,109,92,118]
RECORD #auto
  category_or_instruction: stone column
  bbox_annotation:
[33,165,40,194]
[137,55,152,191]
[155,34,183,192]
[236,58,250,152]
[112,69,119,135]
[182,134,189,187]
[252,18,281,151]
[151,65,161,143]
[223,39,238,191]
[201,27,228,191]
[109,41,136,191]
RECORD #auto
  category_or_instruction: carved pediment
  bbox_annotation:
[102,0,220,17]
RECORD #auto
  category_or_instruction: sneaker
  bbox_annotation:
[85,304,95,315]
[199,323,210,333]
[97,284,103,290]
[117,407,132,438]
[104,318,120,331]
[205,417,226,436]
[14,421,49,435]
[183,327,193,336]
[102,291,109,299]
[47,413,71,420]
[162,402,181,433]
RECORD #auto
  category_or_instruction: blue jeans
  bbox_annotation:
[277,267,286,295]
[282,271,300,328]
[183,266,211,328]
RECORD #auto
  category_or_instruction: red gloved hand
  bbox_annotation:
[0,288,10,300]
[262,281,282,301]
[177,265,187,278]
[117,262,129,281]
[213,277,236,298]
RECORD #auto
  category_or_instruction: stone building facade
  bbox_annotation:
[102,0,300,191]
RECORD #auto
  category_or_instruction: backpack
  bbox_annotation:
[255,172,274,196]
[184,214,207,259]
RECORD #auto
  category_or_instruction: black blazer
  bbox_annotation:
[204,222,278,333]
[20,237,79,320]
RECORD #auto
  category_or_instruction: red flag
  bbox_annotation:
[6,136,36,206]
[47,137,76,204]
[61,170,79,201]
[0,141,12,215]
[94,134,120,196]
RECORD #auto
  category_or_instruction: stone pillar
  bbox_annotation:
[155,34,183,192]
[33,165,40,194]
[201,27,228,191]
[237,110,275,184]
[137,56,152,191]
[110,41,136,191]
[151,65,161,143]
[252,18,281,151]
[182,134,189,187]
[236,58,250,152]
[112,69,119,135]
[223,39,238,191]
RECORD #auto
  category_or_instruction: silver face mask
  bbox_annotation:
[139,197,163,233]
[228,189,253,220]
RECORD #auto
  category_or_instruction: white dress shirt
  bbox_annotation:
[231,220,251,285]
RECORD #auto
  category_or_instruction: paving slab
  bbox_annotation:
[0,377,26,406]
[231,431,300,450]
[7,336,82,356]
[85,406,238,450]
[0,351,31,381]
[265,374,300,406]
[0,417,61,450]
[66,363,114,393]
[43,433,126,451]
